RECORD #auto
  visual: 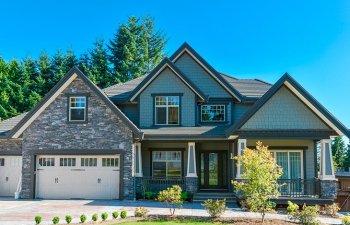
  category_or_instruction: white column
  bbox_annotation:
[134,142,143,177]
[236,139,247,178]
[186,142,197,177]
[319,139,335,180]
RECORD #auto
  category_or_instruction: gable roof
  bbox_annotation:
[128,58,208,102]
[225,73,350,138]
[169,42,244,101]
[0,113,28,136]
[5,67,143,139]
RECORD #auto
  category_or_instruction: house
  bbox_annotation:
[0,42,348,204]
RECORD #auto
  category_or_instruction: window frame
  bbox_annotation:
[154,95,180,126]
[270,150,304,180]
[200,104,226,123]
[67,95,88,123]
[150,148,184,178]
[0,158,4,166]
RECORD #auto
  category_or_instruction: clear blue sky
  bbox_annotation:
[1,0,349,131]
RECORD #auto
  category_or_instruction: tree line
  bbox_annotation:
[0,16,167,120]
[332,137,350,171]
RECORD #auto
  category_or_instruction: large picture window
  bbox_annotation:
[152,151,182,177]
[155,96,179,125]
[69,96,87,121]
[201,105,225,122]
[271,151,303,179]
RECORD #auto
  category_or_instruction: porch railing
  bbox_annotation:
[277,179,320,198]
[140,176,185,193]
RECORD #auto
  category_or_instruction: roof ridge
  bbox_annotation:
[254,78,273,86]
[103,75,147,91]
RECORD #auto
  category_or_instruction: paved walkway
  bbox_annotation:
[0,198,342,225]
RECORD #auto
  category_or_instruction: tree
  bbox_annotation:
[108,16,167,82]
[332,137,346,169]
[233,141,283,223]
[344,142,350,171]
[156,185,183,216]
[37,52,52,95]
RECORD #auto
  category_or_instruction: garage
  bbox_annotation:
[35,155,120,199]
[0,156,22,197]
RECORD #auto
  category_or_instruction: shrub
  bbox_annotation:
[34,216,42,224]
[325,203,340,217]
[287,201,299,213]
[112,211,119,219]
[92,213,98,222]
[52,216,60,225]
[157,185,183,216]
[181,191,188,201]
[135,207,148,217]
[342,215,350,225]
[120,210,127,219]
[202,199,227,218]
[145,191,153,199]
[101,212,108,221]
[289,204,319,225]
[80,214,87,223]
[65,215,72,224]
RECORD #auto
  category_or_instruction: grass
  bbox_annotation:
[111,221,224,225]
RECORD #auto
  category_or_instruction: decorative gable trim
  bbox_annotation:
[169,42,243,102]
[8,67,143,139]
[128,58,207,102]
[226,73,350,138]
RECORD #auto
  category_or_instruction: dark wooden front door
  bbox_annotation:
[199,151,228,190]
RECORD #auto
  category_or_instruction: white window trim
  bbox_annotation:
[154,96,180,125]
[200,104,226,122]
[69,96,87,122]
[152,151,182,177]
[270,150,304,180]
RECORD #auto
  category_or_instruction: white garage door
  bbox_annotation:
[36,155,120,199]
[0,156,22,197]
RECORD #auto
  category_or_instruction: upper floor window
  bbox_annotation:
[155,96,179,125]
[201,105,225,122]
[69,96,87,122]
[0,158,4,166]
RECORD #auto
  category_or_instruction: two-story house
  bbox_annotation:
[0,43,348,204]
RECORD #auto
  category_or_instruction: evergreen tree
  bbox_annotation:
[332,137,346,169]
[49,49,66,89]
[64,48,78,71]
[344,142,350,171]
[37,52,52,95]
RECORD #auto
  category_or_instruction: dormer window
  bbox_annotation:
[155,96,180,125]
[201,105,225,122]
[68,96,87,122]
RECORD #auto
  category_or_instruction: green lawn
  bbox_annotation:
[113,221,224,225]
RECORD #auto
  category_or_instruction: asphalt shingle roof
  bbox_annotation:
[0,112,28,135]
[103,76,146,101]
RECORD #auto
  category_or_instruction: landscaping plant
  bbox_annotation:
[288,204,320,225]
[324,203,340,217]
[145,191,153,199]
[101,212,108,221]
[157,185,183,216]
[342,215,350,225]
[92,213,98,221]
[52,216,60,225]
[65,215,72,224]
[202,199,227,218]
[135,207,148,217]
[112,211,119,219]
[287,201,299,213]
[120,210,127,218]
[80,214,87,223]
[181,191,188,201]
[34,216,42,225]
[233,141,283,223]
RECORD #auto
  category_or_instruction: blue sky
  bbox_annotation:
[1,0,349,131]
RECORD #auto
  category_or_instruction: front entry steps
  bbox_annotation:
[193,192,236,203]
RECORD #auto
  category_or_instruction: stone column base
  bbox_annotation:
[320,179,337,199]
[185,177,198,194]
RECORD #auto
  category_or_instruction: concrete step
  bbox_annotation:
[193,192,236,203]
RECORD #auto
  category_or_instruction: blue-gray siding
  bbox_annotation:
[118,104,139,126]
[232,103,253,124]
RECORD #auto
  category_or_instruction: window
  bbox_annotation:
[155,96,179,125]
[152,151,182,177]
[271,151,303,179]
[38,158,55,166]
[0,158,4,166]
[81,158,97,167]
[60,158,76,167]
[102,158,119,167]
[201,105,225,122]
[69,96,87,121]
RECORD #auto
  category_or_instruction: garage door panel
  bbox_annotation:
[36,155,120,200]
[0,156,22,197]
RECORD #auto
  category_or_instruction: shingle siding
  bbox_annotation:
[139,68,196,127]
[241,86,329,130]
[118,104,139,126]
[174,52,231,98]
[232,103,253,124]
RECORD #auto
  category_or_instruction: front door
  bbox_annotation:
[199,151,228,190]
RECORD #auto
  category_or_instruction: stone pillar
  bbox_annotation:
[236,139,246,178]
[186,142,198,194]
[319,139,337,199]
[320,179,337,199]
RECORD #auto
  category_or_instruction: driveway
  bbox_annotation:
[0,198,341,225]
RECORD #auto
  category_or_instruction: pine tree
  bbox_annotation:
[64,48,78,71]
[344,142,350,171]
[332,137,346,169]
[50,49,66,89]
[37,52,52,95]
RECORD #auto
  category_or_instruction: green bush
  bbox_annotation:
[34,216,42,224]
[134,207,148,217]
[289,204,319,225]
[202,199,227,218]
[52,216,60,225]
[181,191,188,201]
[287,201,299,213]
[80,214,87,223]
[112,211,119,219]
[342,215,350,225]
[101,212,108,221]
[92,213,98,221]
[157,185,183,215]
[145,191,153,199]
[120,210,127,219]
[65,215,72,224]
[325,203,340,217]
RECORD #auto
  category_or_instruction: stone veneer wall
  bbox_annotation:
[21,77,135,199]
[320,180,337,199]
[0,139,22,155]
